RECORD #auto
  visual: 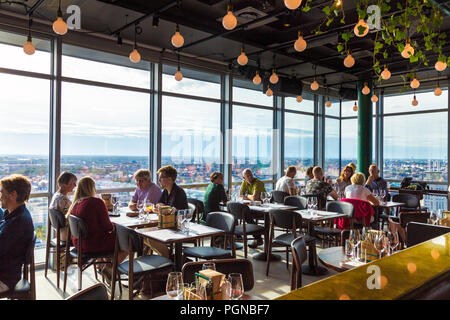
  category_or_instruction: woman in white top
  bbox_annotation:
[49,171,77,241]
[344,172,379,206]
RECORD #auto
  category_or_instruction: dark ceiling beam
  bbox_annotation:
[26,0,46,16]
[109,0,178,36]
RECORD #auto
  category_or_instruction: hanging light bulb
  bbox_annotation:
[371,93,379,103]
[343,52,355,68]
[412,94,418,106]
[434,86,442,96]
[174,66,183,81]
[335,0,343,7]
[171,25,184,48]
[222,3,237,30]
[296,95,303,103]
[410,77,420,89]
[253,70,261,85]
[381,64,391,80]
[354,19,369,37]
[53,0,68,35]
[353,101,358,112]
[23,35,35,55]
[310,78,319,91]
[326,99,332,107]
[435,60,447,72]
[129,45,141,63]
[284,0,302,10]
[401,40,414,59]
[294,31,307,52]
[237,47,248,66]
[269,69,279,84]
[362,82,370,95]
[266,86,273,97]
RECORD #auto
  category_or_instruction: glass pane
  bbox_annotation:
[284,113,314,178]
[424,184,448,212]
[342,100,358,117]
[184,186,208,201]
[0,32,51,74]
[232,106,273,182]
[61,82,150,189]
[285,96,314,113]
[325,118,340,178]
[325,100,340,116]
[0,74,50,192]
[384,90,448,114]
[383,112,447,182]
[28,197,49,264]
[341,118,358,168]
[161,96,221,185]
[233,86,273,107]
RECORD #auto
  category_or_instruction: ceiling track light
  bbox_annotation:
[23,17,35,55]
[117,33,122,46]
[53,0,68,35]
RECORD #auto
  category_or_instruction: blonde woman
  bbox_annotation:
[49,171,77,241]
[334,165,353,194]
[344,172,380,206]
[68,176,126,281]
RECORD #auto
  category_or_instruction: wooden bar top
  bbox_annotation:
[276,232,450,300]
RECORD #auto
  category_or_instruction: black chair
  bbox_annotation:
[290,236,308,290]
[227,202,265,258]
[314,201,354,247]
[266,209,316,276]
[388,211,431,248]
[271,190,290,204]
[284,195,307,209]
[183,212,235,261]
[110,224,173,300]
[45,209,69,289]
[187,198,205,223]
[0,233,36,300]
[393,193,421,214]
[63,215,114,292]
[406,222,450,247]
[182,258,254,291]
[66,283,108,300]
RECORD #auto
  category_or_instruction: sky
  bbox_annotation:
[0,41,448,161]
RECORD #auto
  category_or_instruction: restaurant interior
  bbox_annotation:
[0,0,449,302]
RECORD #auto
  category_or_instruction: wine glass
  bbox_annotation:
[380,189,386,202]
[349,230,361,261]
[166,272,183,300]
[375,234,388,259]
[387,231,399,255]
[373,189,379,200]
[202,262,216,271]
[312,197,318,214]
[177,210,185,232]
[137,200,145,220]
[345,239,354,259]
[266,192,272,205]
[226,273,244,300]
[260,192,267,206]
[184,208,194,234]
[307,197,313,214]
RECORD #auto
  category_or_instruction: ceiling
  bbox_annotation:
[0,0,449,95]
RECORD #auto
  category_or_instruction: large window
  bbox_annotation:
[325,118,340,178]
[341,118,358,167]
[285,95,314,113]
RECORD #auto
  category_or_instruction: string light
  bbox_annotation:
[237,46,248,66]
[353,101,358,111]
[381,64,391,80]
[310,78,319,91]
[296,95,303,102]
[284,0,302,10]
[434,74,442,96]
[344,51,355,68]
[410,76,420,89]
[326,98,332,107]
[171,24,184,48]
[354,19,369,37]
[23,18,35,55]
[253,70,261,85]
[401,39,414,59]
[222,2,237,30]
[52,0,68,35]
[371,93,378,103]
[174,54,183,81]
[335,0,343,7]
[266,86,273,96]
[129,26,141,63]
[435,59,447,72]
[362,82,370,95]
[269,69,279,84]
[294,31,307,52]
[412,92,418,106]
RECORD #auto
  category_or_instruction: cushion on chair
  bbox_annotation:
[118,255,173,275]
[183,246,233,259]
[273,233,316,246]
[314,227,342,235]
[234,224,265,235]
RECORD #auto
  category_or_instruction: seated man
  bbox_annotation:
[305,166,338,209]
[365,164,390,201]
[129,169,162,211]
[0,174,34,294]
[239,168,266,248]
[275,166,297,196]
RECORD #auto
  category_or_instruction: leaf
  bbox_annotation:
[337,44,344,52]
[409,55,419,63]
[342,32,351,41]
[357,25,367,36]
[375,42,384,50]
[340,18,345,24]
[303,5,311,12]
[383,51,388,59]
[322,6,331,15]
[326,18,334,27]
[397,2,403,10]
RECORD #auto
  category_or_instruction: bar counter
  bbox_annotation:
[276,233,450,300]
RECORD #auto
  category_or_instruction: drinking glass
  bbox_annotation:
[375,234,388,259]
[260,192,267,206]
[266,192,272,205]
[202,262,216,271]
[137,200,145,220]
[307,197,313,214]
[373,189,379,200]
[387,231,399,255]
[166,272,183,300]
[177,210,185,232]
[196,282,208,300]
[349,230,361,261]
[184,208,194,234]
[226,273,244,300]
[380,189,386,202]
[345,239,353,259]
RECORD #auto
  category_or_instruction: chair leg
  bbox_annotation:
[63,253,69,292]
[286,247,289,270]
[290,264,296,290]
[243,234,247,259]
[265,241,272,276]
[129,273,134,301]
[94,263,99,281]
[77,260,82,291]
[44,243,51,279]
[56,246,60,289]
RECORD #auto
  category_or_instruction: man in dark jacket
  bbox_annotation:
[0,174,34,293]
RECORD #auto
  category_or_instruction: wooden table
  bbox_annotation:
[151,293,259,300]
[318,246,353,273]
[109,208,158,228]
[135,223,225,271]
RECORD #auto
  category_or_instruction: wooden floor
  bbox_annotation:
[33,242,338,300]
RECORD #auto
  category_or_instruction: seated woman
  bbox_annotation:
[49,171,77,241]
[344,172,379,206]
[128,169,161,211]
[203,172,227,220]
[334,165,353,196]
[67,176,127,281]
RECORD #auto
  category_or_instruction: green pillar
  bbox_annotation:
[357,79,373,178]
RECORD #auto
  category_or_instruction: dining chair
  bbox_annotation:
[66,283,108,300]
[290,236,308,290]
[0,233,36,300]
[182,258,254,292]
[183,211,235,261]
[406,222,450,247]
[266,209,316,277]
[393,193,421,214]
[63,215,114,292]
[187,198,205,223]
[227,202,265,259]
[110,223,173,300]
[284,195,307,210]
[388,210,431,248]
[271,190,290,204]
[314,201,354,247]
[44,208,69,289]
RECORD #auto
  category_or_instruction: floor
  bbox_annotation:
[33,239,338,300]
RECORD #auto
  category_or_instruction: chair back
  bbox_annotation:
[393,193,420,209]
[66,283,108,300]
[290,236,307,290]
[206,211,236,234]
[399,211,430,228]
[48,209,66,229]
[340,198,374,228]
[25,233,37,265]
[284,195,307,210]
[272,190,290,204]
[182,258,254,291]
[406,222,450,247]
[326,201,354,217]
[68,215,89,240]
[227,201,249,220]
[24,232,37,300]
[187,198,205,222]
[399,189,424,200]
[269,209,302,230]
[115,223,143,255]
